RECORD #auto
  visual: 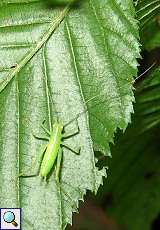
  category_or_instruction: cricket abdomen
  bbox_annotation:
[40,122,63,177]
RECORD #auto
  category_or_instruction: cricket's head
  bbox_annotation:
[59,122,64,132]
[53,121,64,133]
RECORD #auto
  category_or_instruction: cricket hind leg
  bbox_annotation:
[61,119,81,155]
[55,148,63,183]
[54,149,80,212]
[19,144,47,178]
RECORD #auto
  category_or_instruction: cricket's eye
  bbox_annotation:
[62,127,65,134]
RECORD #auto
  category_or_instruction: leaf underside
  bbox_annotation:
[0,1,139,229]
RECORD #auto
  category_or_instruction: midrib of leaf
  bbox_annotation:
[16,79,20,208]
[0,4,70,93]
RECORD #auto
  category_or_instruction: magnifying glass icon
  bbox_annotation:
[3,211,18,227]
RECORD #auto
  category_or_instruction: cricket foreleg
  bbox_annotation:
[41,121,51,136]
[32,132,50,141]
[62,126,80,139]
[63,120,80,139]
[55,149,78,212]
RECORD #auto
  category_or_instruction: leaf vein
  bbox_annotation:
[65,20,97,191]
[0,20,52,29]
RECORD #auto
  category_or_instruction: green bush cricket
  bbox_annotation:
[19,94,99,183]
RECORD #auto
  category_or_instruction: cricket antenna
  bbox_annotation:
[47,87,60,125]
[64,94,101,128]
[133,62,156,83]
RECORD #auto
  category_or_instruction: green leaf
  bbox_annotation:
[136,0,160,29]
[140,17,160,51]
[0,1,139,229]
[136,0,160,51]
[97,68,160,230]
[135,67,160,130]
